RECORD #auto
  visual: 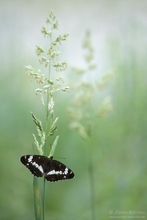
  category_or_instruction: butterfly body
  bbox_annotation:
[20,155,74,182]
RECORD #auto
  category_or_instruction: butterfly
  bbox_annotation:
[20,155,74,182]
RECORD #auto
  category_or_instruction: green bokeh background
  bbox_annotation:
[0,1,147,220]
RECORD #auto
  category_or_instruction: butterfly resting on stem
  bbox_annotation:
[20,155,74,182]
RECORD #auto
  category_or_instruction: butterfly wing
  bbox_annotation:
[45,158,75,182]
[20,155,48,178]
[20,155,75,182]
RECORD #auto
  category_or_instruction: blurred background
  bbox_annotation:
[0,0,147,219]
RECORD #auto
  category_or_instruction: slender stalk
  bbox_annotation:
[44,26,52,156]
[88,144,96,220]
[42,26,53,220]
[42,177,46,220]
[33,177,42,220]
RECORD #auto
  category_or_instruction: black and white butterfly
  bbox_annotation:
[20,155,74,182]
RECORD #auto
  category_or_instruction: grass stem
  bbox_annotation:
[33,177,42,220]
[42,177,46,220]
[88,145,96,220]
